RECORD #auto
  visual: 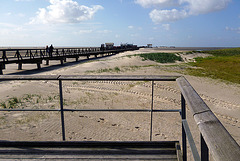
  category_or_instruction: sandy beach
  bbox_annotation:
[0,48,239,160]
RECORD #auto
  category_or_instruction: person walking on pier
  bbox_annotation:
[49,44,54,57]
[46,45,49,56]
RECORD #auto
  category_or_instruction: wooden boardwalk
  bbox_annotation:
[0,47,138,74]
[0,141,182,160]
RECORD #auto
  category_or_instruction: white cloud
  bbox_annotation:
[74,30,93,34]
[162,24,170,30]
[136,0,231,23]
[180,0,231,15]
[15,0,33,1]
[128,25,134,29]
[134,0,178,8]
[97,30,112,34]
[30,0,103,24]
[225,26,240,33]
[150,9,187,23]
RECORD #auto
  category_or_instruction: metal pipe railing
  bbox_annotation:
[0,75,239,161]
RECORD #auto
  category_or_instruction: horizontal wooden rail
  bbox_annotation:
[177,76,240,161]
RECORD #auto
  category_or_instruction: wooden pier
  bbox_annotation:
[0,46,138,74]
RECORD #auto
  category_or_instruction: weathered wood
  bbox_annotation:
[46,59,49,65]
[177,77,210,115]
[176,77,240,161]
[0,64,3,75]
[37,63,41,69]
[18,63,22,70]
[0,141,179,160]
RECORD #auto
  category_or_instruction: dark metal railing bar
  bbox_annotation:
[0,109,181,112]
[181,93,187,161]
[150,81,154,141]
[182,119,200,161]
[201,134,209,161]
[59,80,66,141]
[0,109,60,112]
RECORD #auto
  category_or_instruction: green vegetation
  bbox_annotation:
[0,94,59,109]
[138,53,183,63]
[202,48,240,56]
[187,48,240,84]
[86,66,121,73]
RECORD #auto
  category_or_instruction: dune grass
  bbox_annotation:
[138,53,183,63]
[187,48,240,84]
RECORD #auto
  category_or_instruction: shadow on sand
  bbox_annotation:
[6,55,113,75]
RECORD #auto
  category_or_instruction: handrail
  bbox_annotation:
[0,75,239,161]
[177,76,240,161]
[0,75,180,81]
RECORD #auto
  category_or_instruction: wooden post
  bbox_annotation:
[37,63,41,69]
[2,63,5,70]
[0,64,3,75]
[18,63,22,70]
[60,59,64,65]
[46,59,49,65]
[2,51,8,61]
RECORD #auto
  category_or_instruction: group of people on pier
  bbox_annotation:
[46,44,54,57]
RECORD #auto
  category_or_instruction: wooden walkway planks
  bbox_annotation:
[0,141,180,160]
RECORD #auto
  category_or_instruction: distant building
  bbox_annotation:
[147,44,152,48]
[105,43,114,50]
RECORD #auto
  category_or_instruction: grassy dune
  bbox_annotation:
[187,48,240,84]
[138,53,183,63]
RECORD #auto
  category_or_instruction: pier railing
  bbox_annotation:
[0,75,239,161]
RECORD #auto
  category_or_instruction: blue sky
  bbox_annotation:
[0,0,239,47]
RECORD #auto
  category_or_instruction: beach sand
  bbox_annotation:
[0,48,239,160]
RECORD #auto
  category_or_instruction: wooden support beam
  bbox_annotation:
[0,64,3,75]
[60,59,64,65]
[1,63,5,70]
[18,63,22,70]
[37,63,41,69]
